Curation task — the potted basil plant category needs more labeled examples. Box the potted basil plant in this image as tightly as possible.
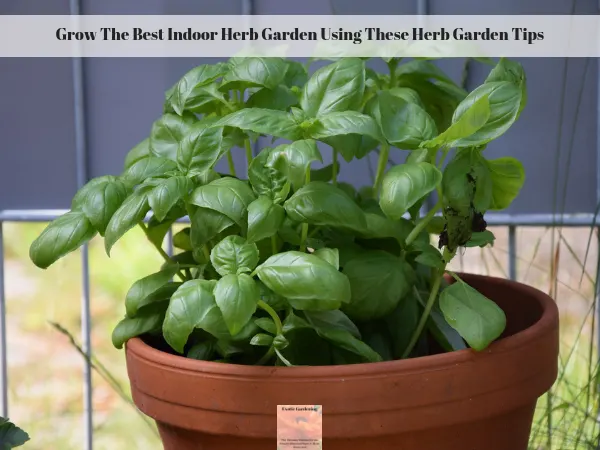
[30,57,558,450]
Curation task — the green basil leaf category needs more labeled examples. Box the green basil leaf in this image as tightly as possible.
[465,230,496,248]
[484,57,527,116]
[380,162,442,221]
[29,211,97,269]
[145,204,186,249]
[428,307,467,352]
[273,334,289,350]
[284,181,368,232]
[124,138,151,170]
[282,310,311,333]
[248,147,290,203]
[254,317,277,335]
[172,228,192,251]
[308,111,383,162]
[303,310,360,339]
[255,251,351,310]
[451,81,522,148]
[283,61,308,88]
[170,63,229,115]
[210,235,259,276]
[214,273,259,336]
[187,341,215,360]
[0,417,30,448]
[439,280,506,351]
[486,157,525,210]
[148,176,193,222]
[395,60,456,84]
[300,58,365,117]
[250,333,274,347]
[125,265,181,317]
[72,177,129,236]
[258,280,289,311]
[442,148,492,214]
[149,113,197,161]
[247,85,299,111]
[421,95,491,149]
[104,188,151,255]
[412,243,445,269]
[177,117,231,175]
[311,164,334,182]
[190,177,256,227]
[342,250,415,321]
[190,207,235,249]
[377,92,437,149]
[112,303,166,350]
[312,248,339,270]
[267,139,322,189]
[247,196,285,243]
[315,328,382,363]
[220,57,287,91]
[122,157,177,186]
[163,279,230,353]
[388,87,425,107]
[215,108,301,141]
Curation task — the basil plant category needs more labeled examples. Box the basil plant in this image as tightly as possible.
[30,57,526,365]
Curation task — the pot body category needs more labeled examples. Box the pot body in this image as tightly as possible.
[125,274,559,450]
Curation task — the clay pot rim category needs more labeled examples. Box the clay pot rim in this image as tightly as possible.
[126,274,557,378]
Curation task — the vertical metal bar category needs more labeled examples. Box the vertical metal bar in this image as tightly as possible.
[166,228,174,257]
[0,223,8,418]
[416,0,428,15]
[508,226,517,281]
[69,0,92,448]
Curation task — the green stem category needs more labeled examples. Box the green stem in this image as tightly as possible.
[258,300,283,335]
[299,167,311,252]
[332,149,339,187]
[271,235,278,255]
[244,138,254,165]
[401,270,443,359]
[202,245,211,262]
[405,200,443,247]
[138,223,186,281]
[227,150,237,177]
[373,143,390,195]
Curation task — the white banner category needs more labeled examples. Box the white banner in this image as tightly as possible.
[0,15,598,57]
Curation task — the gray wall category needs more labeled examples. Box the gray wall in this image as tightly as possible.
[1,0,597,215]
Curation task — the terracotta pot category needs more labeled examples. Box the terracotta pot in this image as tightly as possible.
[125,273,559,450]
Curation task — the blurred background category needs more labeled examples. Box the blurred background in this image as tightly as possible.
[1,0,599,449]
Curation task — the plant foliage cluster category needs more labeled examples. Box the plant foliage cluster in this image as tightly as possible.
[30,56,526,366]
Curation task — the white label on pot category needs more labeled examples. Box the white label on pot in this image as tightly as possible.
[277,405,322,449]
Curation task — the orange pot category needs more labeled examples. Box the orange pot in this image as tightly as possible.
[125,273,559,450]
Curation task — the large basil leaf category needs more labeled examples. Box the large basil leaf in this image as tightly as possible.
[215,108,301,141]
[124,138,151,170]
[177,117,230,175]
[190,207,235,249]
[125,265,181,317]
[428,307,467,352]
[104,188,151,255]
[300,58,365,117]
[442,149,492,214]
[342,251,415,321]
[122,157,177,186]
[421,95,491,149]
[148,176,193,222]
[379,162,442,221]
[486,157,525,210]
[220,57,287,91]
[169,62,229,115]
[112,303,166,349]
[284,181,368,232]
[210,235,259,276]
[163,279,230,353]
[247,85,299,111]
[388,87,425,107]
[255,251,351,310]
[29,211,97,269]
[149,113,197,161]
[451,81,522,147]
[283,61,308,88]
[0,417,30,448]
[484,57,527,116]
[385,294,421,359]
[248,147,290,203]
[376,92,437,149]
[312,248,339,270]
[72,177,129,236]
[439,280,506,351]
[247,196,285,243]
[214,273,259,336]
[303,310,360,339]
[267,139,322,189]
[190,177,256,227]
[395,60,457,85]
[316,328,382,363]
